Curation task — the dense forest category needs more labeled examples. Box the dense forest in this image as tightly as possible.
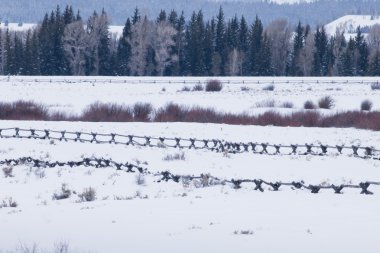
[1,5,380,77]
[2,0,380,25]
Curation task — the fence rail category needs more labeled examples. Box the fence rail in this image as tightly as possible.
[1,76,380,85]
[1,156,379,195]
[1,127,379,160]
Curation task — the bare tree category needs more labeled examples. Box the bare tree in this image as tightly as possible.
[368,24,380,53]
[265,19,292,76]
[227,48,243,76]
[85,11,109,75]
[153,21,177,76]
[128,16,154,76]
[64,21,88,75]
[299,31,314,76]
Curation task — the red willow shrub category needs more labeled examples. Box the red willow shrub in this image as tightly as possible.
[1,101,380,131]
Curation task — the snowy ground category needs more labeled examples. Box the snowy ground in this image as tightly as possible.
[1,77,380,252]
[0,120,380,252]
[1,76,379,115]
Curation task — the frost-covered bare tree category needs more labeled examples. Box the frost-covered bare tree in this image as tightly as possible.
[299,31,315,76]
[64,21,88,75]
[153,21,177,76]
[265,19,292,76]
[368,24,380,54]
[85,10,110,75]
[128,16,154,76]
[227,48,243,76]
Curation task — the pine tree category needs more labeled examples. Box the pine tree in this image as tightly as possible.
[215,6,226,75]
[185,11,205,75]
[204,21,215,75]
[176,12,186,75]
[116,18,132,75]
[238,16,248,75]
[157,10,167,23]
[0,29,3,74]
[355,27,369,76]
[98,10,111,75]
[13,34,24,74]
[312,26,328,76]
[39,13,54,75]
[369,50,380,76]
[23,30,33,75]
[52,6,69,75]
[132,8,141,25]
[63,5,74,25]
[4,30,15,75]
[288,21,304,76]
[248,16,264,76]
[338,38,355,76]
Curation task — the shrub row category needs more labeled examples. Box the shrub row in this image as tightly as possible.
[1,100,379,131]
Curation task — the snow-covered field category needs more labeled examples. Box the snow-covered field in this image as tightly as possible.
[1,76,379,115]
[0,77,380,253]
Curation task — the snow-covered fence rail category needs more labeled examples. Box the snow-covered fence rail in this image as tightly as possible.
[1,127,379,160]
[1,156,379,195]
[1,76,380,85]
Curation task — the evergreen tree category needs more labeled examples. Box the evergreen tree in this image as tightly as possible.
[63,5,75,25]
[355,27,369,76]
[338,38,355,76]
[23,30,33,75]
[288,21,304,76]
[204,21,215,75]
[215,7,226,75]
[157,10,167,23]
[98,10,111,75]
[312,26,328,76]
[248,16,264,76]
[116,18,132,75]
[4,30,15,75]
[238,16,249,75]
[185,11,205,75]
[13,34,24,74]
[176,12,186,75]
[369,50,380,76]
[0,29,3,74]
[132,8,141,25]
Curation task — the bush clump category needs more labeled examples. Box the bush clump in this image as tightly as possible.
[82,102,133,122]
[371,82,380,90]
[205,80,223,92]
[133,102,153,122]
[262,84,275,91]
[79,187,96,202]
[192,84,204,91]
[361,99,373,111]
[304,100,316,110]
[318,96,335,109]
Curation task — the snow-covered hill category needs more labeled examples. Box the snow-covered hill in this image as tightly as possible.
[0,22,124,38]
[0,22,36,32]
[325,15,380,35]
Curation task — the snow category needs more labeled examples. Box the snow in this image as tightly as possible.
[1,77,380,252]
[1,76,379,115]
[0,22,125,38]
[325,15,380,39]
[0,22,36,32]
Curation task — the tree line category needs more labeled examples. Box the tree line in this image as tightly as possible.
[1,5,380,76]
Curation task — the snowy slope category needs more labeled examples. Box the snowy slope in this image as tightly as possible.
[0,22,36,32]
[0,22,124,38]
[325,15,380,35]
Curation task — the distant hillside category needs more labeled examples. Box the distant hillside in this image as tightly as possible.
[326,15,380,35]
[2,0,380,25]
